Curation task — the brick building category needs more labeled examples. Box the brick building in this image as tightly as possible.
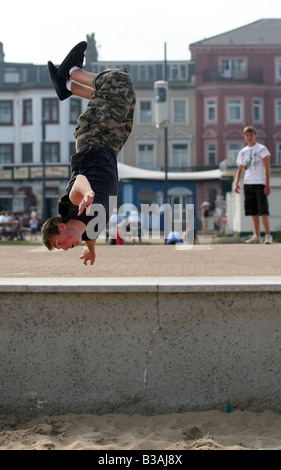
[190,18,281,169]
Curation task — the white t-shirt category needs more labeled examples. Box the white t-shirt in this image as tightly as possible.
[236,142,270,184]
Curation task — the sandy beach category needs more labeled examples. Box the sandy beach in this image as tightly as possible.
[1,245,281,452]
[1,409,281,450]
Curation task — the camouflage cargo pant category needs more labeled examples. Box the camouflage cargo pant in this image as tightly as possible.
[74,68,136,157]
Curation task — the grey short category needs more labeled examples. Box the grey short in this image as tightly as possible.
[244,184,269,216]
[74,68,136,157]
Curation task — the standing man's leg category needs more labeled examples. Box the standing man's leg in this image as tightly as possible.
[258,184,272,243]
[245,185,262,243]
[246,185,272,244]
[262,215,273,243]
[262,215,270,235]
[252,215,260,237]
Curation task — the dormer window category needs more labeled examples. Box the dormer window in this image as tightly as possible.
[4,67,20,83]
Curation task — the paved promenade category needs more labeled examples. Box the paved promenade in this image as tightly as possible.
[1,237,281,278]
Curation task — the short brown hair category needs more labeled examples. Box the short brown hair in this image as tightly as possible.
[243,125,256,135]
[41,215,69,251]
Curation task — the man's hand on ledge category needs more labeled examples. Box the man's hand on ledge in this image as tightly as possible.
[80,240,96,265]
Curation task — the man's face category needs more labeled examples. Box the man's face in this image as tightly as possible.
[50,223,82,251]
[244,131,256,147]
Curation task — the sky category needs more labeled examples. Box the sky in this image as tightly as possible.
[2,0,281,64]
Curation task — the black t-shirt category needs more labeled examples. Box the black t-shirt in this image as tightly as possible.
[58,194,97,241]
[58,146,118,240]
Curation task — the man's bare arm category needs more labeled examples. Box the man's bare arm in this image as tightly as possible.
[262,156,271,195]
[234,165,245,194]
[69,175,95,215]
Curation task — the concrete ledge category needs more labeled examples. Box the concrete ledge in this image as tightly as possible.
[1,277,281,416]
[1,276,281,292]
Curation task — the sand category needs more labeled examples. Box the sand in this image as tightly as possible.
[0,409,281,450]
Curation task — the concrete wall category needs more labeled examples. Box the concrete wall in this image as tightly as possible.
[1,277,281,417]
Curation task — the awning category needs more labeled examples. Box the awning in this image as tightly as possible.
[118,162,223,181]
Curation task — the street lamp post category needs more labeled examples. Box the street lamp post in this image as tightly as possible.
[41,118,47,223]
[164,42,168,205]
[154,43,169,204]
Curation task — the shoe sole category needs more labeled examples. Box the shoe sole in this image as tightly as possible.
[47,61,71,101]
[58,41,87,79]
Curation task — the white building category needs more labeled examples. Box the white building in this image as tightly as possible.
[0,56,198,219]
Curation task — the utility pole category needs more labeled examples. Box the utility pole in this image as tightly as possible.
[42,118,47,222]
[164,42,168,204]
[154,42,169,203]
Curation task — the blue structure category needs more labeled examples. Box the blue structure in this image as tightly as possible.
[117,163,222,232]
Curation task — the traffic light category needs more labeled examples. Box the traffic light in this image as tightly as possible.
[154,80,168,128]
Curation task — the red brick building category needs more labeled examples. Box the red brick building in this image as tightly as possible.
[190,19,281,169]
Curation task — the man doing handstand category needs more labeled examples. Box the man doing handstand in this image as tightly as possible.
[42,42,136,265]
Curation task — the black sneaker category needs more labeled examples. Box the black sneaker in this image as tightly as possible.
[58,41,87,79]
[47,61,72,101]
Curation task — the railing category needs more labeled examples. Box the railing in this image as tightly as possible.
[159,165,218,172]
[202,67,263,83]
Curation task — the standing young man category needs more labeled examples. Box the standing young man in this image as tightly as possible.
[41,42,136,265]
[234,126,272,244]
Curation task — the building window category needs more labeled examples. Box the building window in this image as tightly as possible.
[139,101,152,123]
[227,142,243,166]
[4,68,20,83]
[70,98,81,124]
[22,143,33,163]
[277,101,281,122]
[131,65,139,81]
[207,143,216,166]
[167,64,188,80]
[43,143,60,163]
[137,144,155,169]
[173,100,187,124]
[253,99,262,122]
[170,65,180,80]
[23,99,32,125]
[276,59,281,80]
[276,143,281,164]
[171,144,189,170]
[138,188,155,205]
[0,144,13,163]
[69,142,76,156]
[0,101,13,125]
[140,65,146,80]
[42,98,59,123]
[221,59,246,79]
[147,65,154,80]
[180,65,187,80]
[227,99,242,122]
[206,99,216,122]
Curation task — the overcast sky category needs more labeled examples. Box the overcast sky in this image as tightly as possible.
[2,0,281,64]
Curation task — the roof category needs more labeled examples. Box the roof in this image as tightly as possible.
[117,162,223,181]
[190,19,281,47]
